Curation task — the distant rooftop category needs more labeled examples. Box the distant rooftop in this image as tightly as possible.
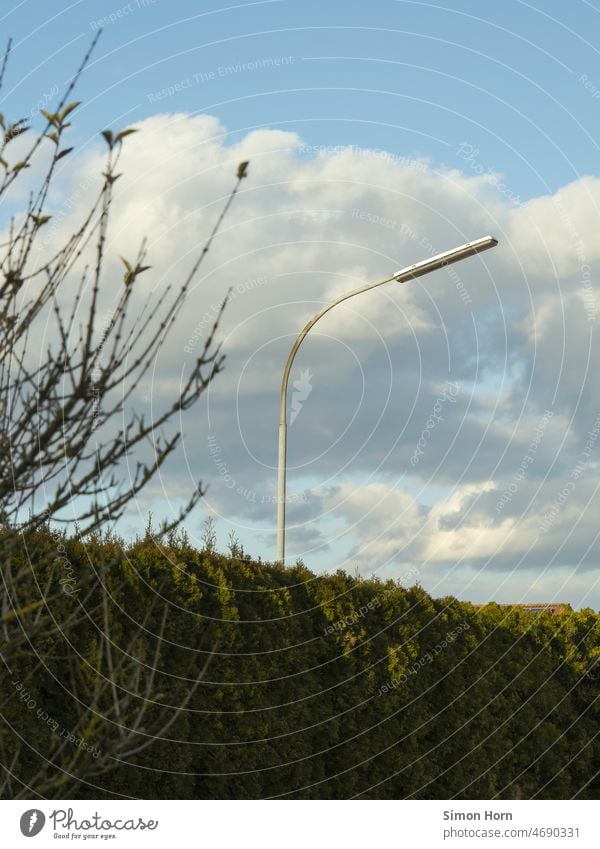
[474,603,572,616]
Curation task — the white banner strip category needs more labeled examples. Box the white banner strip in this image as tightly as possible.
[0,799,597,848]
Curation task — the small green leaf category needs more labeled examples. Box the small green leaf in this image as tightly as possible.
[101,129,114,148]
[5,122,28,141]
[120,256,134,285]
[114,127,138,143]
[40,110,60,127]
[55,147,73,161]
[11,161,29,172]
[31,214,52,226]
[58,101,80,122]
[237,160,249,179]
[46,130,60,145]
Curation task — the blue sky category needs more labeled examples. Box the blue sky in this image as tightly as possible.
[4,0,600,200]
[3,0,600,610]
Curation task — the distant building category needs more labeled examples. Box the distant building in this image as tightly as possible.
[517,603,571,615]
[474,602,572,616]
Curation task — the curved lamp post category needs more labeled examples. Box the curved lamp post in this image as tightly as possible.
[276,235,498,564]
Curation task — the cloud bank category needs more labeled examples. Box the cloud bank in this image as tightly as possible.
[32,112,600,608]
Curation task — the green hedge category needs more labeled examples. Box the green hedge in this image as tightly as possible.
[1,525,598,799]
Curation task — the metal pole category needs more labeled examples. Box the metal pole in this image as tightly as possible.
[275,236,498,564]
[276,419,287,564]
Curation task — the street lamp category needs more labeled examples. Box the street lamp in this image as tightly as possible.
[276,235,498,564]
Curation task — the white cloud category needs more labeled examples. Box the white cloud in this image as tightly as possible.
[20,112,600,608]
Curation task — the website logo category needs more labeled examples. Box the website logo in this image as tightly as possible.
[290,368,313,425]
[20,810,46,837]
